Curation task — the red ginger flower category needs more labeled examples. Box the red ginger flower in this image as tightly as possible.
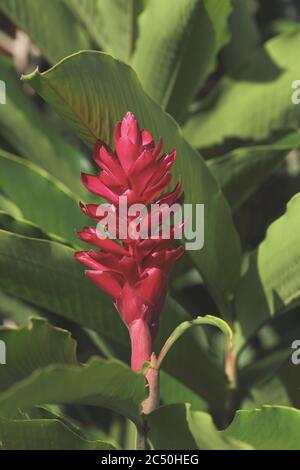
[75,112,184,370]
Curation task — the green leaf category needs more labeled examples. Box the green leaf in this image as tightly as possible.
[208,133,300,210]
[184,30,300,150]
[0,0,92,64]
[0,193,22,219]
[0,150,87,244]
[223,406,300,450]
[0,316,146,427]
[242,373,294,410]
[0,229,128,345]
[0,211,68,243]
[238,348,291,391]
[66,0,144,61]
[132,0,232,121]
[237,310,300,398]
[271,19,300,36]
[203,0,232,75]
[0,210,74,248]
[157,314,232,367]
[0,357,146,426]
[23,50,242,318]
[148,403,252,450]
[270,357,300,410]
[235,193,300,339]
[221,0,261,72]
[0,418,116,450]
[0,230,229,412]
[160,371,208,412]
[0,318,76,392]
[0,56,89,196]
[0,291,42,325]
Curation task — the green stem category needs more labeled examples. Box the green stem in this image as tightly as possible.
[136,425,148,450]
[136,354,160,450]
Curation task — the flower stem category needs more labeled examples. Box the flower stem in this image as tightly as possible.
[225,339,237,389]
[136,355,160,450]
[143,354,160,414]
[136,426,148,450]
[129,320,160,450]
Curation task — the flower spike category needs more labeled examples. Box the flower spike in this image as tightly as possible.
[76,112,184,371]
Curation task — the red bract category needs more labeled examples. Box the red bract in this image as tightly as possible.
[75,112,184,370]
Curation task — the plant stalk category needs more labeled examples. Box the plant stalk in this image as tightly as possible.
[224,339,238,425]
[136,354,160,450]
[129,320,160,450]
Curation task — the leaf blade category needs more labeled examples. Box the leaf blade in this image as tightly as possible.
[184,30,300,150]
[0,0,92,64]
[0,418,116,450]
[0,150,87,245]
[132,0,232,121]
[23,50,242,317]
[235,193,300,339]
[223,406,300,450]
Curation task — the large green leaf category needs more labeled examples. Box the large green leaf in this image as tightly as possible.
[208,133,300,210]
[66,0,144,62]
[0,56,89,196]
[0,229,128,344]
[160,371,208,411]
[148,403,251,450]
[0,0,91,64]
[132,0,232,121]
[0,318,76,392]
[221,0,261,72]
[276,357,300,409]
[0,290,42,325]
[0,229,229,411]
[241,306,300,400]
[0,150,87,244]
[0,357,146,426]
[0,209,230,412]
[0,316,146,426]
[184,30,300,150]
[223,406,300,450]
[0,193,22,218]
[236,310,300,402]
[0,418,116,450]
[23,50,242,318]
[0,211,70,244]
[241,373,294,410]
[203,0,232,75]
[235,193,300,340]
[238,348,291,392]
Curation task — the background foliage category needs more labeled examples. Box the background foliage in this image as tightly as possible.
[0,0,300,450]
